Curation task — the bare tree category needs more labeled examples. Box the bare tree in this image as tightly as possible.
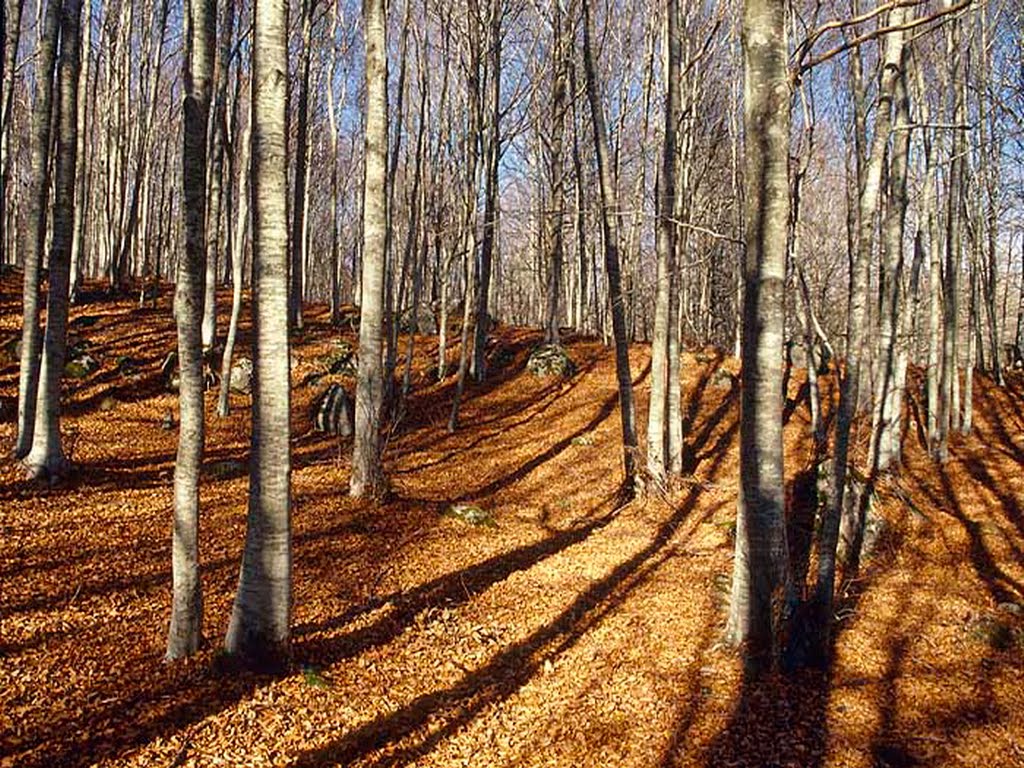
[815,4,909,621]
[350,0,388,497]
[581,0,639,493]
[23,0,84,482]
[724,0,791,672]
[226,0,293,666]
[13,0,60,460]
[167,0,214,660]
[647,0,681,486]
[1,0,26,267]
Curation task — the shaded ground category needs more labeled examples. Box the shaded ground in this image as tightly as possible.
[0,275,1022,767]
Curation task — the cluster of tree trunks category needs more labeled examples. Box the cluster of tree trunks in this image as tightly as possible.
[4,0,1020,672]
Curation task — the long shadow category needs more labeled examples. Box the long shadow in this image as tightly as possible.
[11,485,623,766]
[290,487,721,768]
[2,551,238,616]
[865,556,1008,765]
[703,666,831,768]
[935,463,1024,604]
[390,358,599,478]
[867,586,919,767]
[0,444,249,500]
[904,381,929,452]
[389,359,650,504]
[680,378,739,475]
[454,364,650,502]
[704,442,935,768]
[680,352,723,437]
[293,499,621,644]
[657,618,720,767]
[953,451,1024,570]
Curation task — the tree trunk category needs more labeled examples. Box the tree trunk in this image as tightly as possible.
[473,0,501,379]
[936,6,964,461]
[816,5,907,617]
[326,0,341,324]
[582,0,638,493]
[226,0,292,667]
[543,0,566,348]
[66,0,87,294]
[217,119,251,418]
[646,0,681,486]
[869,45,912,477]
[724,0,791,673]
[0,0,25,268]
[24,0,83,481]
[201,0,235,348]
[167,0,214,660]
[287,0,311,333]
[350,0,388,498]
[13,0,60,460]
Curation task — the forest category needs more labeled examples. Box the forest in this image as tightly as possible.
[1,0,1023,765]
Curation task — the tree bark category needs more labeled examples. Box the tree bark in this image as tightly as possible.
[350,0,388,498]
[724,0,791,673]
[217,119,251,418]
[936,4,964,461]
[647,0,681,486]
[287,0,312,333]
[167,0,214,660]
[226,0,292,667]
[582,0,639,493]
[816,5,907,615]
[14,0,60,460]
[543,0,566,348]
[868,42,912,476]
[1,0,25,268]
[24,0,83,482]
[68,0,91,300]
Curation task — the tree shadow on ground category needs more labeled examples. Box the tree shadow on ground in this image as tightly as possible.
[290,491,722,768]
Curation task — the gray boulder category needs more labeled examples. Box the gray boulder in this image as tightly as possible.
[229,357,253,394]
[526,344,576,378]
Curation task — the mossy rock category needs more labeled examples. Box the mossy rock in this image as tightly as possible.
[312,383,354,438]
[526,344,576,378]
[320,340,358,377]
[399,305,438,334]
[207,459,247,479]
[70,314,102,328]
[710,367,736,390]
[116,355,140,377]
[442,503,496,528]
[64,354,100,379]
[228,357,253,394]
[969,615,1020,651]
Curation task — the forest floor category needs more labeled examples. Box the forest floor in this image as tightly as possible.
[0,273,1023,768]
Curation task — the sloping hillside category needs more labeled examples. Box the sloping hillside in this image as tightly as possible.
[1,276,1022,767]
